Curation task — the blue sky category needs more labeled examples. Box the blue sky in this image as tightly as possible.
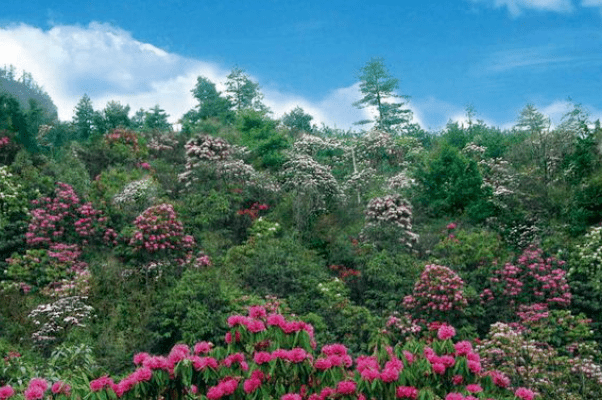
[0,0,601,131]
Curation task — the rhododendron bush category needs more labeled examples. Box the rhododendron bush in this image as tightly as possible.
[0,306,535,400]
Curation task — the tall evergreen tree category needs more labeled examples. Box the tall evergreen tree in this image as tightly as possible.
[103,100,131,131]
[353,57,412,134]
[281,106,314,136]
[72,94,95,141]
[515,103,550,135]
[143,105,172,132]
[225,67,268,113]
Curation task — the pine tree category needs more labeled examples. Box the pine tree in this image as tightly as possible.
[353,57,412,134]
[72,94,95,141]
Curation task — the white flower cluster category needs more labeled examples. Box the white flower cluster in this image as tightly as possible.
[479,158,515,197]
[293,134,345,157]
[112,177,158,205]
[386,172,415,191]
[179,134,279,193]
[28,296,94,345]
[343,167,377,194]
[146,131,179,153]
[361,194,418,249]
[281,154,345,204]
[184,134,232,168]
[571,225,602,290]
[0,166,27,227]
[354,130,403,166]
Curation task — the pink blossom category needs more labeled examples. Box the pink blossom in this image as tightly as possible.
[254,351,273,364]
[336,380,357,395]
[465,384,482,393]
[281,394,302,400]
[432,363,446,374]
[454,341,473,356]
[194,341,213,354]
[243,378,262,394]
[51,382,71,395]
[248,305,267,318]
[23,386,44,400]
[437,324,456,340]
[314,357,332,370]
[381,367,400,382]
[445,394,464,400]
[0,386,15,400]
[515,387,536,400]
[396,386,418,399]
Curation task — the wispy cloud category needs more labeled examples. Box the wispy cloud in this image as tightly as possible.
[479,44,602,75]
[469,0,574,15]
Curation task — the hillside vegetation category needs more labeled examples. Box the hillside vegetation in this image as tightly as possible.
[1,63,601,400]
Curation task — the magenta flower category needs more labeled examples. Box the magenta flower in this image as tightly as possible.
[437,324,456,340]
[0,386,15,400]
[194,341,213,354]
[465,384,483,393]
[336,380,357,395]
[281,394,302,400]
[515,387,536,400]
[51,382,71,395]
[243,378,262,394]
[396,386,418,399]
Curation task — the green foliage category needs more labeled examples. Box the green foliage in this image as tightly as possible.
[414,143,491,219]
[236,110,289,170]
[281,106,314,136]
[224,234,329,314]
[149,267,243,353]
[225,66,267,113]
[353,57,412,133]
[351,250,421,313]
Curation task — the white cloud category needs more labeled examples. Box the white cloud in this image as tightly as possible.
[470,0,574,15]
[0,22,227,123]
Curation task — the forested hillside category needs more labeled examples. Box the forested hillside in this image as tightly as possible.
[1,61,601,400]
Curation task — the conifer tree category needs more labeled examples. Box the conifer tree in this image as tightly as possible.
[354,57,412,134]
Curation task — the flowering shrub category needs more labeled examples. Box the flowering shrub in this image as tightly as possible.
[478,321,601,399]
[280,154,345,227]
[480,247,571,311]
[27,296,94,346]
[237,203,269,222]
[403,264,468,322]
[360,194,418,251]
[25,183,109,247]
[125,203,195,263]
[112,176,158,208]
[179,135,278,193]
[0,166,27,229]
[104,128,141,153]
[0,306,534,400]
[570,224,602,291]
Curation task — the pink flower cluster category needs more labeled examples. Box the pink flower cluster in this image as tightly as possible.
[26,183,108,247]
[206,377,238,400]
[0,136,9,148]
[104,128,140,152]
[129,203,195,254]
[253,348,312,365]
[481,247,571,308]
[237,202,269,221]
[403,264,468,315]
[314,343,353,371]
[0,385,15,400]
[23,378,48,400]
[226,306,315,345]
